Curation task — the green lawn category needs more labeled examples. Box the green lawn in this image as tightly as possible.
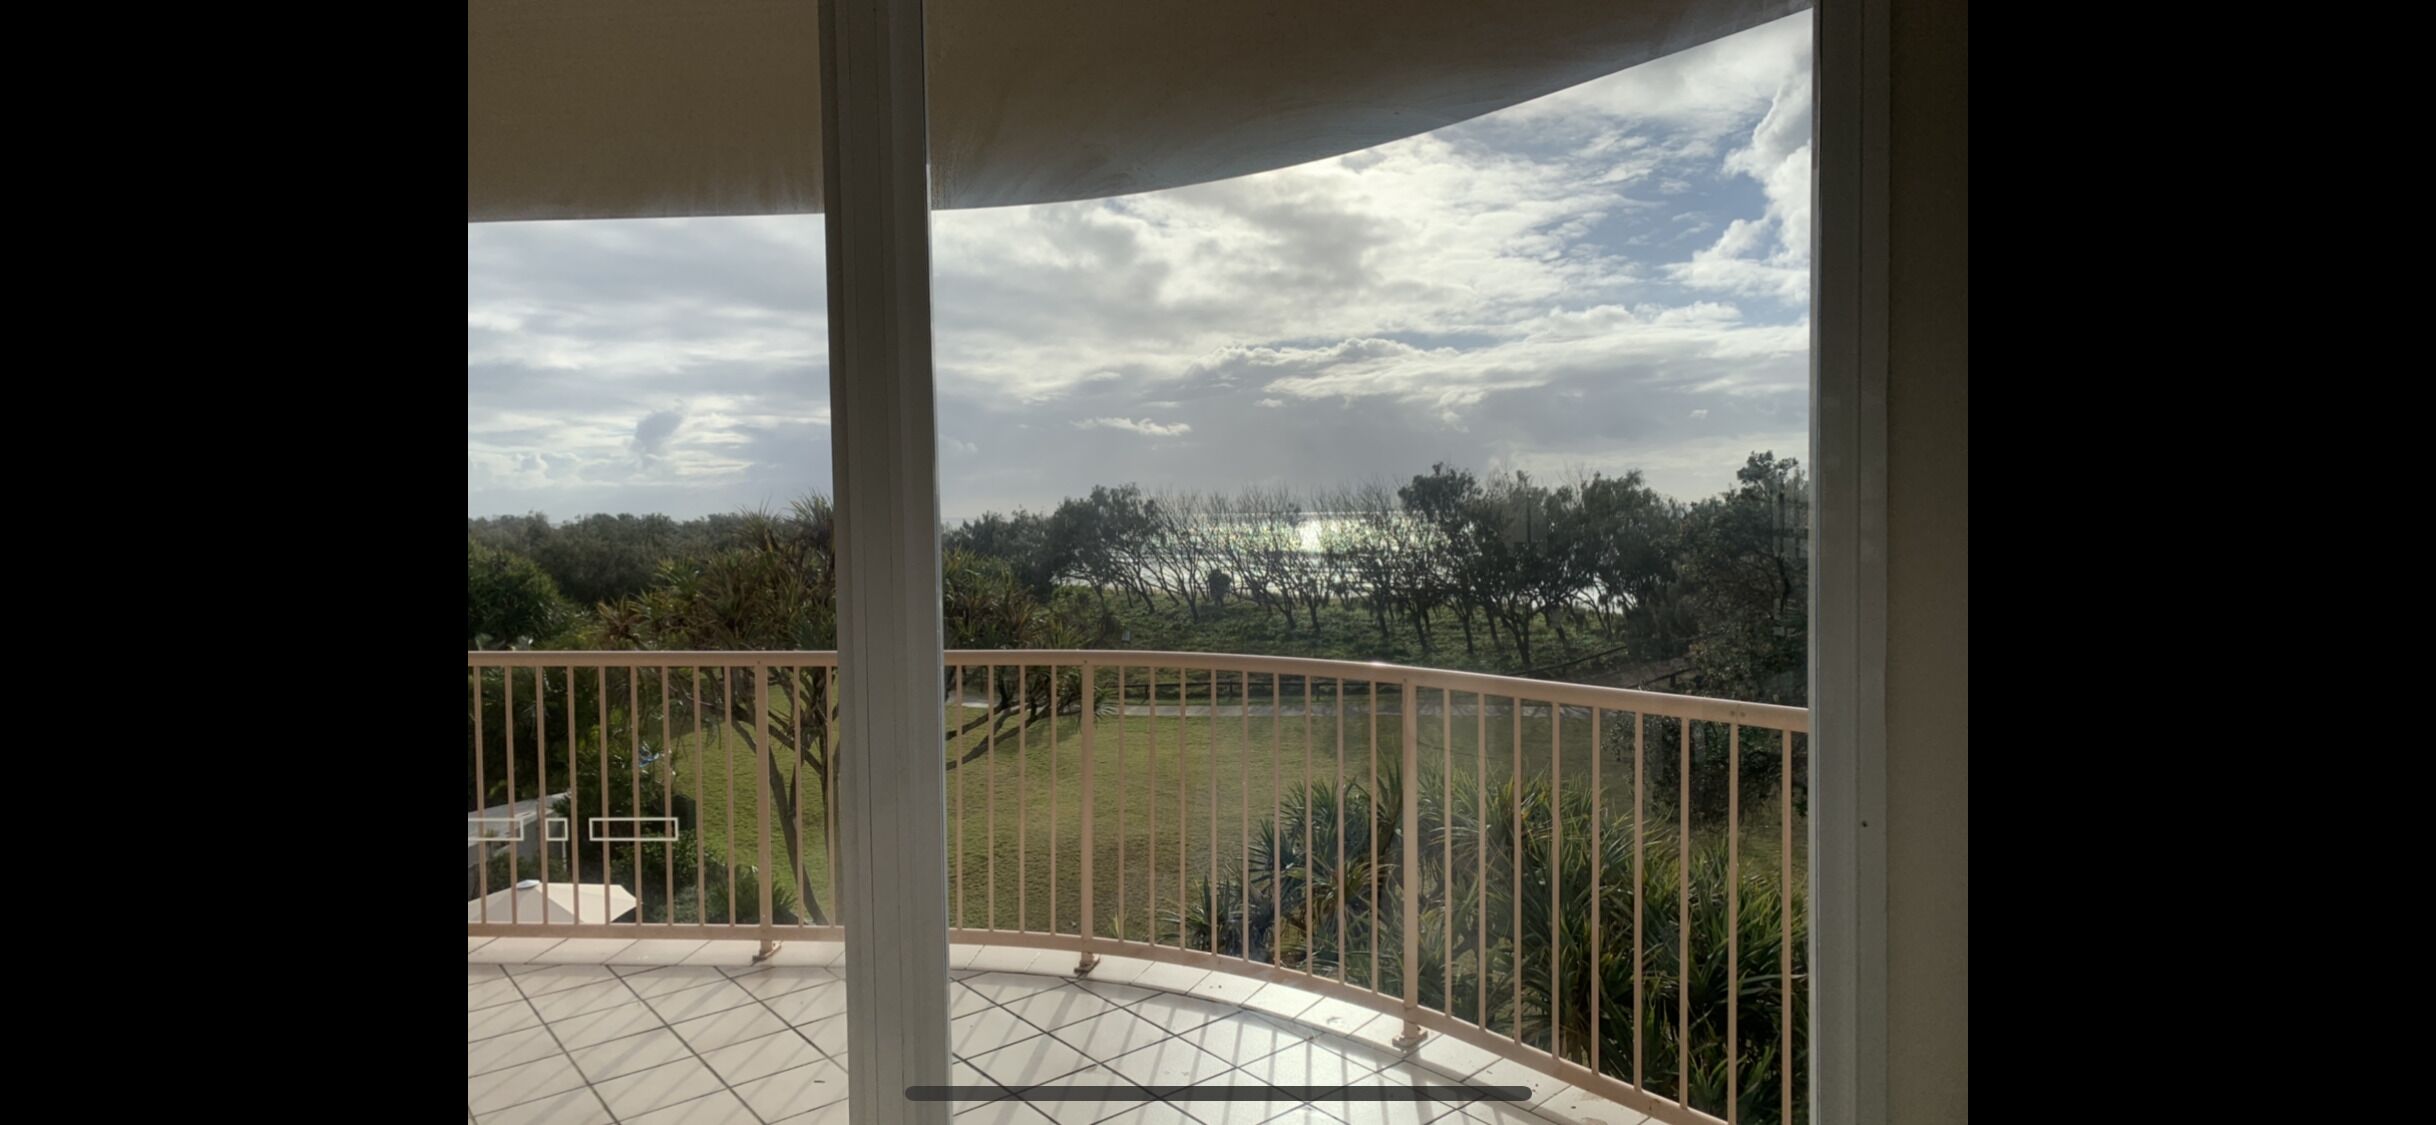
[660,675,1807,941]
[1085,591,1636,679]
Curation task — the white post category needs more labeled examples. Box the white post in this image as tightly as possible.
[1812,2,1893,1123]
[820,0,950,1121]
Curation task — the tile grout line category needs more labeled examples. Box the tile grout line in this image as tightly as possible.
[479,948,1580,1125]
[963,975,1220,1125]
[474,969,614,1123]
[967,966,1393,1125]
[498,969,1400,1125]
[484,951,768,1124]
[970,974,1398,1125]
[584,960,832,1125]
[1062,969,1495,1125]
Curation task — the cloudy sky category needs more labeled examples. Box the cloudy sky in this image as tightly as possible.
[468,14,1811,525]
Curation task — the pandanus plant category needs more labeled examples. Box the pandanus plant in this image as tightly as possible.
[1178,763,1808,1125]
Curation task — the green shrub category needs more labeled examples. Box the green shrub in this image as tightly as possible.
[1180,765,1807,1125]
[1602,715,1802,827]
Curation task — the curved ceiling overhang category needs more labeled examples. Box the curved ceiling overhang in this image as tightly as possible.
[469,0,1809,222]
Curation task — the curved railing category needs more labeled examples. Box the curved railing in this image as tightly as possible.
[467,650,1809,1125]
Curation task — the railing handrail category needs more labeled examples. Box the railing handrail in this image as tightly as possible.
[465,648,1808,732]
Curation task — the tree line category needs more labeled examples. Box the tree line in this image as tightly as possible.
[469,452,1807,706]
[942,453,1806,703]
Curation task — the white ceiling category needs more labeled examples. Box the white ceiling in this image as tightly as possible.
[469,0,1808,222]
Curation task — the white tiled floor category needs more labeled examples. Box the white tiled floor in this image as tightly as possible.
[469,940,1651,1125]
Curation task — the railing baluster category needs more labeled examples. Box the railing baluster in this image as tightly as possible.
[1050,666,1059,936]
[1210,668,1220,957]
[473,669,488,924]
[1552,700,1562,1061]
[1019,662,1029,932]
[600,666,612,925]
[1635,712,1646,1093]
[1782,728,1794,1125]
[722,665,734,926]
[1477,691,1487,1027]
[826,665,840,919]
[954,664,964,928]
[1590,706,1602,1076]
[987,664,997,930]
[1442,686,1453,1009]
[787,665,800,931]
[1729,722,1741,1123]
[1368,678,1378,991]
[1302,673,1313,977]
[477,667,492,920]
[1243,669,1253,963]
[662,668,674,925]
[1148,667,1160,945]
[1511,693,1522,1046]
[567,664,581,926]
[756,664,774,938]
[1334,677,1346,984]
[1174,667,1183,949]
[1078,662,1097,971]
[688,668,702,925]
[538,668,550,910]
[1115,665,1125,942]
[1678,715,1691,1110]
[1272,672,1282,967]
[1395,677,1422,1050]
[509,668,520,924]
[634,668,647,927]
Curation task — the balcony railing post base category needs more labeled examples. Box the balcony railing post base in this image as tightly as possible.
[1391,1020,1428,1052]
[1073,952,1100,977]
[754,938,781,964]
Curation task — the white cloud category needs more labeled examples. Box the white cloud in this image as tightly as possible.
[469,13,1815,518]
[1667,32,1812,304]
[1073,417,1193,437]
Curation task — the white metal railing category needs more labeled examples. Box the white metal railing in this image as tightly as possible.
[467,650,1809,1125]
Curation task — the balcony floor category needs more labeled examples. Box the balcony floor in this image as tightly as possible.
[469,939,1653,1125]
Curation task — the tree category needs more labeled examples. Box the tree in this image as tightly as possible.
[582,497,1087,926]
[1519,477,1593,650]
[471,511,757,610]
[1236,486,1309,633]
[1678,453,1809,706]
[531,513,681,607]
[1568,471,1690,657]
[1048,485,1161,613]
[945,509,1063,599]
[943,548,1087,731]
[1337,482,1406,646]
[1401,465,1486,656]
[468,539,574,648]
[1142,490,1212,623]
[592,498,843,924]
[1464,472,1555,670]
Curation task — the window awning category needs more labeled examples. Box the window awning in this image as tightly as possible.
[469,0,1809,222]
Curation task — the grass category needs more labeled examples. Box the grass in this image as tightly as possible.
[1081,589,1641,678]
[659,675,1807,940]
